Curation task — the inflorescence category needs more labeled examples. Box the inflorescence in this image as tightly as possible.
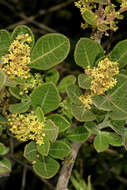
[74,0,126,34]
[8,112,45,145]
[1,33,32,80]
[79,58,119,110]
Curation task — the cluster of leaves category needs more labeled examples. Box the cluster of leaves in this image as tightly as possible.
[0,22,127,182]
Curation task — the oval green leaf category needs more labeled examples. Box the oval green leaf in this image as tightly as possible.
[67,126,90,142]
[33,156,60,179]
[37,137,50,156]
[78,74,91,89]
[74,38,104,69]
[24,141,38,162]
[58,75,76,93]
[109,40,127,68]
[49,140,71,159]
[43,120,58,142]
[47,114,71,132]
[71,104,96,122]
[31,82,61,114]
[82,10,97,25]
[30,33,70,70]
[9,99,31,114]
[45,68,60,84]
[0,29,10,58]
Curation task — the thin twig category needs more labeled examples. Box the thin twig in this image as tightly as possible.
[21,167,27,190]
[19,13,57,33]
[38,0,74,16]
[56,142,83,190]
[7,0,74,31]
[9,137,14,154]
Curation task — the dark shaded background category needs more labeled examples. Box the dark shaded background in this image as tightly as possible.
[0,0,127,190]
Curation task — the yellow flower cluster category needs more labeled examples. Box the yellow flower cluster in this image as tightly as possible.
[19,73,43,95]
[79,93,93,110]
[8,112,45,145]
[74,0,95,14]
[120,0,127,8]
[86,58,119,95]
[1,33,32,79]
[79,58,119,110]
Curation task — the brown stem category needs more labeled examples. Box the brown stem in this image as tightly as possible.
[107,0,111,6]
[56,142,83,190]
[119,7,127,13]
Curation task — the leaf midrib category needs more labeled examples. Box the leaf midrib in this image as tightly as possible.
[31,41,65,64]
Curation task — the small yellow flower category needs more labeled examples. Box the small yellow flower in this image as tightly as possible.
[8,112,45,145]
[79,92,93,110]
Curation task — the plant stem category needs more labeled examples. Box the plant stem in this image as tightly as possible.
[21,167,27,190]
[56,142,83,190]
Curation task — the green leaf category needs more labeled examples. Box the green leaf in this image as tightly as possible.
[74,38,104,69]
[49,140,71,159]
[109,120,125,135]
[45,68,59,84]
[109,40,127,68]
[67,126,90,142]
[43,120,58,142]
[37,137,50,156]
[9,86,27,100]
[61,97,73,120]
[30,33,70,70]
[78,74,91,89]
[94,131,122,152]
[33,156,60,179]
[5,78,16,88]
[122,130,127,149]
[0,143,9,156]
[0,158,11,177]
[0,115,7,124]
[31,82,61,114]
[24,141,38,162]
[58,75,76,93]
[9,99,31,114]
[66,84,82,105]
[71,104,96,122]
[94,132,109,152]
[0,29,10,58]
[11,25,34,49]
[0,71,7,91]
[35,107,45,122]
[98,24,109,32]
[84,121,99,135]
[47,114,71,132]
[92,95,112,111]
[82,10,97,25]
[93,74,127,120]
[103,132,123,146]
